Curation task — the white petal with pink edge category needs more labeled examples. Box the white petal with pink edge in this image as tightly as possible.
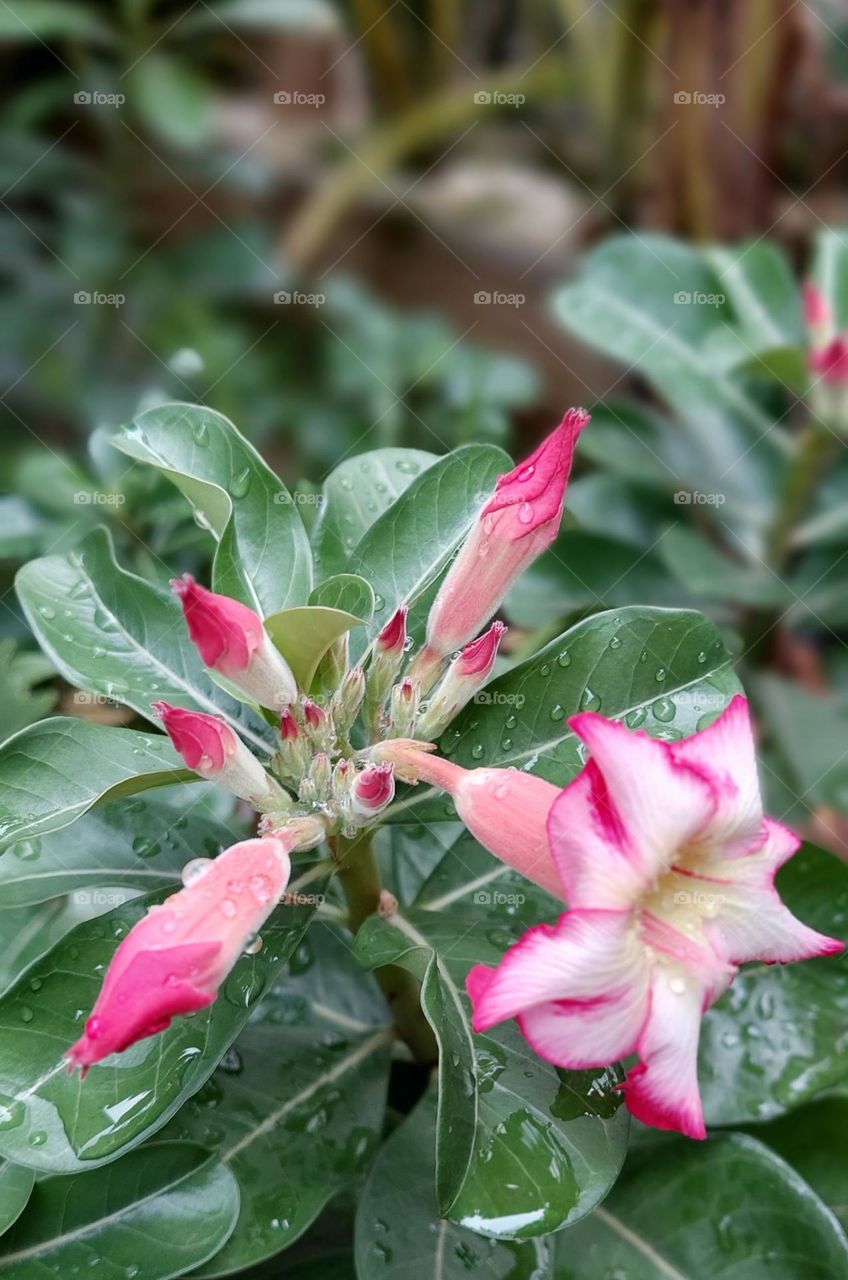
[547,765,649,910]
[671,695,762,853]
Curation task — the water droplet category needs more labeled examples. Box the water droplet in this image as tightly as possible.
[580,687,601,712]
[11,839,40,861]
[652,697,676,723]
[38,606,55,620]
[20,1007,33,1024]
[243,934,263,957]
[219,898,237,919]
[655,667,667,683]
[609,635,622,650]
[669,977,686,995]
[625,707,647,728]
[0,1099,24,1131]
[132,837,161,860]
[229,468,252,499]
[557,650,571,668]
[28,1130,46,1148]
[395,459,420,475]
[539,663,551,677]
[181,858,213,888]
[249,874,273,904]
[191,417,209,445]
[549,704,565,722]
[517,502,534,525]
[470,744,484,760]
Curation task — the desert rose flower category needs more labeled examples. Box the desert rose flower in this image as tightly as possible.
[376,742,562,897]
[67,834,294,1069]
[465,696,842,1139]
[410,409,588,688]
[804,281,834,350]
[173,574,297,709]
[350,762,395,821]
[417,621,506,740]
[154,701,285,812]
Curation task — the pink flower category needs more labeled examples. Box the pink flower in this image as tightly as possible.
[154,702,283,811]
[280,708,299,741]
[351,762,395,819]
[411,409,588,684]
[811,336,848,387]
[417,622,507,739]
[173,575,297,709]
[376,743,562,897]
[465,697,842,1139]
[68,835,293,1070]
[804,281,833,348]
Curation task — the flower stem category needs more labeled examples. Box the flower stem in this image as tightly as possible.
[766,421,838,570]
[331,832,437,1063]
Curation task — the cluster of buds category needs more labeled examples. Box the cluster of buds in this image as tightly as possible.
[68,409,589,1070]
[805,282,848,431]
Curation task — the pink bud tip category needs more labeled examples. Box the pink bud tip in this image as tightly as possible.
[377,606,408,654]
[280,708,299,741]
[303,699,325,729]
[171,574,263,675]
[398,678,415,703]
[483,407,590,535]
[811,335,848,386]
[353,762,395,811]
[458,621,507,677]
[804,282,832,331]
[153,701,234,772]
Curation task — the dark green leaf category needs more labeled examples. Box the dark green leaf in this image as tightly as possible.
[310,574,375,620]
[752,1094,848,1229]
[0,1162,33,1238]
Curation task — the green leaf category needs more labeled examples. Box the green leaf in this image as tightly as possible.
[355,1088,553,1278]
[0,1,110,40]
[0,1142,239,1279]
[389,606,741,824]
[265,606,366,691]
[413,828,557,920]
[0,498,50,562]
[576,401,702,493]
[16,527,271,752]
[0,1162,33,1238]
[112,403,312,614]
[812,226,848,330]
[309,573,375,619]
[356,909,628,1237]
[555,1133,848,1278]
[700,844,848,1126]
[705,241,804,352]
[0,885,320,1171]
[312,448,437,579]
[348,445,511,646]
[752,1094,848,1230]
[0,719,191,850]
[183,0,339,32]
[657,524,789,605]
[0,788,240,907]
[0,641,56,744]
[168,927,392,1276]
[130,54,215,149]
[756,674,848,810]
[0,901,93,996]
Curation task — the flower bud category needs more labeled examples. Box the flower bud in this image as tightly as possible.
[418,621,506,740]
[68,833,294,1069]
[332,666,366,737]
[386,678,418,738]
[377,743,562,897]
[805,282,833,350]
[410,410,588,687]
[275,708,309,780]
[332,757,355,805]
[364,607,408,731]
[350,762,395,820]
[173,575,297,710]
[309,751,332,802]
[154,702,285,811]
[301,699,332,751]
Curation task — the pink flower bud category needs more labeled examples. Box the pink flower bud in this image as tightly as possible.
[351,762,395,818]
[804,282,833,348]
[67,834,293,1070]
[280,708,299,741]
[173,575,297,710]
[811,336,848,386]
[377,606,408,655]
[303,699,325,730]
[378,744,562,897]
[154,702,282,810]
[412,409,588,680]
[417,622,506,740]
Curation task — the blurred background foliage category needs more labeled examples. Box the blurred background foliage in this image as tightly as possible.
[4,0,848,852]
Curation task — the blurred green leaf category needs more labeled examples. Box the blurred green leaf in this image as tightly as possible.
[0,1,110,41]
[0,641,56,743]
[130,54,215,150]
[752,1094,848,1229]
[756,675,848,811]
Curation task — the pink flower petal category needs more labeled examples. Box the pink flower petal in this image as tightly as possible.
[671,696,762,853]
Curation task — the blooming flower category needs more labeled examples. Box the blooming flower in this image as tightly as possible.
[154,701,286,811]
[375,742,562,897]
[417,621,506,740]
[173,574,297,709]
[67,835,294,1070]
[411,409,588,686]
[464,697,842,1139]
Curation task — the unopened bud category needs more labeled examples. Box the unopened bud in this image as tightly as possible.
[309,751,332,802]
[332,666,366,737]
[386,678,418,738]
[350,762,395,820]
[302,699,332,751]
[364,607,409,730]
[417,622,506,739]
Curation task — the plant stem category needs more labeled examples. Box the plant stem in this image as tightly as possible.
[766,422,839,571]
[331,832,437,1063]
